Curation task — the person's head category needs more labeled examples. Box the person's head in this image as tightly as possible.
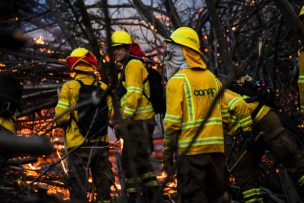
[111,30,132,62]
[66,47,98,72]
[164,27,204,79]
[165,27,202,55]
[300,6,304,24]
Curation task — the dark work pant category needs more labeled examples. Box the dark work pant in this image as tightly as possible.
[121,120,159,196]
[0,155,9,184]
[67,141,114,201]
[234,111,304,191]
[177,153,226,203]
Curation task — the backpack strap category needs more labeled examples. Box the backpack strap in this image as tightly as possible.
[142,67,151,101]
[142,88,150,101]
[75,79,84,86]
[251,102,264,120]
[244,95,266,120]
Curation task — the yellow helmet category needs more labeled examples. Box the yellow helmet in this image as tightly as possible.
[165,27,202,55]
[66,47,98,72]
[111,30,132,47]
[300,6,304,17]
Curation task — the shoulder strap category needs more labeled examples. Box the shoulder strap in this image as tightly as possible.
[143,66,149,84]
[251,102,264,120]
[75,79,84,86]
[142,66,150,100]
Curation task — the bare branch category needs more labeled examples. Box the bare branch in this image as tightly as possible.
[205,0,235,75]
[163,0,182,28]
[47,0,78,49]
[131,0,170,38]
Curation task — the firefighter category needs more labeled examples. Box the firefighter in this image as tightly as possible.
[0,74,23,183]
[228,78,304,202]
[55,48,114,203]
[163,27,227,203]
[298,6,304,119]
[111,30,160,203]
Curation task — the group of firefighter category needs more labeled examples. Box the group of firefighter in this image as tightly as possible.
[1,6,304,203]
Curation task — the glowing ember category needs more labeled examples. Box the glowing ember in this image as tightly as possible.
[34,36,45,45]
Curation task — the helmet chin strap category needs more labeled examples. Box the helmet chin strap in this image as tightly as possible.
[164,43,188,80]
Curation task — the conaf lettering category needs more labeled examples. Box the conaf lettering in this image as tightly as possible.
[193,88,216,97]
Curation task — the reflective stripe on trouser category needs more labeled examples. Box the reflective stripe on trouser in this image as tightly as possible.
[125,173,159,193]
[141,171,158,187]
[242,188,263,203]
[125,177,141,193]
[96,200,111,203]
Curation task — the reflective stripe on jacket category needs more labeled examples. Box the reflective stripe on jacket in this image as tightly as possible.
[298,50,304,116]
[164,68,224,155]
[242,95,271,124]
[221,89,253,136]
[55,67,113,149]
[120,59,154,120]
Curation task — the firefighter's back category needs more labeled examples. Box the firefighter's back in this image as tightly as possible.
[167,68,224,155]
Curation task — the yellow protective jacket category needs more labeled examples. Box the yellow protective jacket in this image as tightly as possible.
[55,68,113,149]
[120,59,154,120]
[298,50,304,117]
[225,93,271,135]
[0,117,15,133]
[164,47,224,155]
[221,90,253,136]
[242,95,271,124]
[253,104,271,123]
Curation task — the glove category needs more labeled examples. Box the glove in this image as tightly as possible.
[112,119,133,140]
[163,149,174,176]
[123,118,133,128]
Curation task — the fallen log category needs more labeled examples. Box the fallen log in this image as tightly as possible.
[0,126,54,156]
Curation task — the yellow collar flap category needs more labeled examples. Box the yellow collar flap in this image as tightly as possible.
[182,47,206,70]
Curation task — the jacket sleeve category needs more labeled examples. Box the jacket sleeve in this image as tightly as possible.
[122,60,145,119]
[298,50,304,117]
[164,77,183,151]
[226,90,253,133]
[55,83,71,126]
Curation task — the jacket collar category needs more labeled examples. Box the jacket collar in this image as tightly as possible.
[182,47,207,70]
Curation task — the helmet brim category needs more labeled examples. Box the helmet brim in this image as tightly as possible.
[164,38,202,55]
[112,43,132,47]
